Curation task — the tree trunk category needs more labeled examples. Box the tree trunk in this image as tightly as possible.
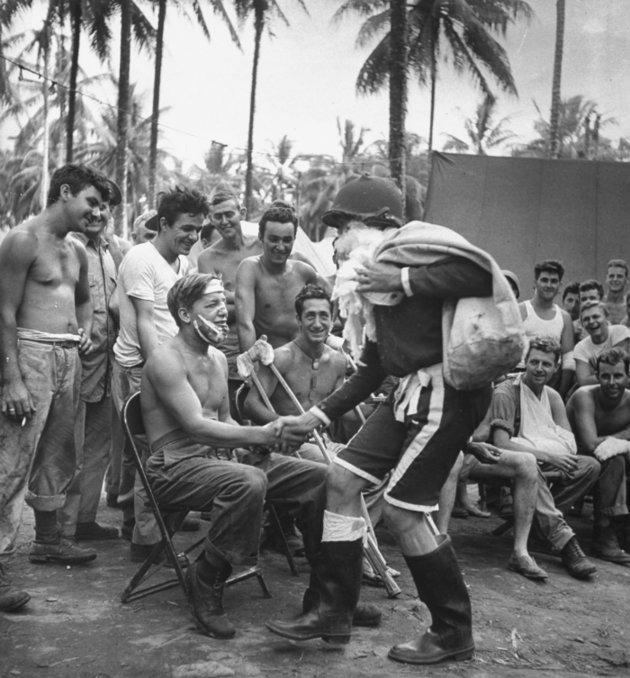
[149,0,166,208]
[116,0,132,237]
[66,0,82,163]
[548,0,565,159]
[428,50,436,153]
[41,28,51,209]
[245,1,266,215]
[388,0,407,215]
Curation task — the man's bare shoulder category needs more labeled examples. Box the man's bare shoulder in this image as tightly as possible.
[568,385,598,406]
[145,340,184,376]
[237,255,262,277]
[273,343,296,370]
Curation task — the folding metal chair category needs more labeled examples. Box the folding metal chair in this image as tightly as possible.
[234,383,299,576]
[120,391,270,603]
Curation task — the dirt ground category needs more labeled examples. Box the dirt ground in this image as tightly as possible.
[1,497,629,678]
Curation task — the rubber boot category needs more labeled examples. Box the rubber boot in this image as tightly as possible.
[302,583,381,628]
[185,554,235,639]
[0,562,30,612]
[388,535,474,665]
[266,539,363,643]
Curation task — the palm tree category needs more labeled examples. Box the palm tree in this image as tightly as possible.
[389,0,407,195]
[334,0,533,152]
[116,1,154,235]
[548,0,565,158]
[514,95,615,159]
[442,95,516,154]
[234,0,307,214]
[148,0,240,207]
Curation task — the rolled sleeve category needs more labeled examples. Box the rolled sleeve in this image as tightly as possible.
[488,382,518,438]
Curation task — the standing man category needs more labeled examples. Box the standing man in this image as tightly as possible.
[59,181,122,541]
[235,202,328,351]
[130,211,158,245]
[567,347,630,565]
[197,189,261,411]
[266,175,495,665]
[519,260,575,397]
[0,164,108,607]
[113,186,209,560]
[603,259,628,324]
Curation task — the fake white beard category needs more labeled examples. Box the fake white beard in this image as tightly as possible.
[332,225,396,360]
[193,315,227,345]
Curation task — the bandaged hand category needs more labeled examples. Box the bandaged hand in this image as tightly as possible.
[594,437,630,462]
[236,335,275,380]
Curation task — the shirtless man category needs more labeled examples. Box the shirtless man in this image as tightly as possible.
[519,260,575,397]
[142,273,323,638]
[244,284,346,456]
[197,190,261,408]
[0,164,109,609]
[603,259,628,325]
[235,202,328,350]
[567,347,630,565]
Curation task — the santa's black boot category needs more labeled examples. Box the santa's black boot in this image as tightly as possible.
[389,535,474,665]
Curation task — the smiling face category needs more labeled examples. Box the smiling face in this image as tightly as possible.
[209,199,244,240]
[260,220,295,265]
[579,288,602,305]
[64,184,103,233]
[188,291,229,345]
[161,212,204,257]
[581,304,609,343]
[606,266,628,294]
[297,298,332,346]
[534,270,561,303]
[523,348,559,390]
[597,360,628,402]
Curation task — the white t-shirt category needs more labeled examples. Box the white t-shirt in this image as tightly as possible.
[113,242,190,367]
[573,324,630,369]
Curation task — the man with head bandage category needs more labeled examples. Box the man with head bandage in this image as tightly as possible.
[141,273,325,639]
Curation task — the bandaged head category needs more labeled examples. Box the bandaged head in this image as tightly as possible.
[167,273,228,345]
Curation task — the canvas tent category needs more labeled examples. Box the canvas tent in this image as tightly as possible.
[424,153,630,292]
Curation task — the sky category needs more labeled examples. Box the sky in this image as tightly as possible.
[4,0,630,169]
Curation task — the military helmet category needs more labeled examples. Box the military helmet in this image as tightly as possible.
[322,174,404,229]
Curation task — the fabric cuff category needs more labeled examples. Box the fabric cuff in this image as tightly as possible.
[309,406,330,426]
[401,267,413,297]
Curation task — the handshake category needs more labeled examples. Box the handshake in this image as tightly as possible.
[260,411,323,449]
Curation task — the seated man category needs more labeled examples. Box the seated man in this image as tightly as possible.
[574,301,630,386]
[488,336,600,579]
[141,273,326,638]
[243,283,348,462]
[567,347,630,564]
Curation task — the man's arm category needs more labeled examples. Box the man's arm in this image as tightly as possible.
[235,258,259,351]
[74,242,93,356]
[131,297,159,360]
[243,362,280,424]
[357,256,492,299]
[489,383,576,473]
[567,390,606,454]
[0,231,37,418]
[145,350,285,448]
[575,359,597,387]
